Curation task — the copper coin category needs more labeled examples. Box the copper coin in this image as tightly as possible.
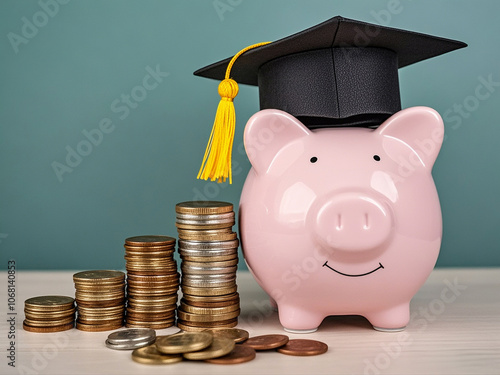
[73,270,125,283]
[277,339,328,356]
[124,235,176,247]
[24,296,75,311]
[243,334,289,350]
[76,321,124,332]
[176,320,237,332]
[205,344,256,364]
[23,321,74,333]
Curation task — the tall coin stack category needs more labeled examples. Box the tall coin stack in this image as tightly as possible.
[73,270,126,332]
[124,235,179,329]
[175,201,240,332]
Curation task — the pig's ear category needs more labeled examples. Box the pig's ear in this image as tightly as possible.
[244,109,311,173]
[378,106,444,169]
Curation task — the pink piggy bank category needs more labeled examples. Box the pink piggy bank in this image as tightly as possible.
[239,106,444,333]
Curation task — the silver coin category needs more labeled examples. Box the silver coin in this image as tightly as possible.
[181,265,237,275]
[178,239,239,250]
[176,212,235,221]
[105,338,155,350]
[178,248,237,256]
[182,273,236,280]
[107,328,156,344]
[175,218,235,225]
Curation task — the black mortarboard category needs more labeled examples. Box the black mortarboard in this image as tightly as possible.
[194,15,466,128]
[194,15,466,183]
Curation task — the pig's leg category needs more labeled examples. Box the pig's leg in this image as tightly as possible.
[365,303,410,332]
[278,304,323,333]
[269,297,278,312]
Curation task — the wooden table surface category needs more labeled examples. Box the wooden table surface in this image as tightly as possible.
[1,268,499,375]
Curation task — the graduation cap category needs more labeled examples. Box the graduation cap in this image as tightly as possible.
[194,15,466,183]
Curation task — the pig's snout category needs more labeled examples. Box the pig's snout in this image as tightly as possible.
[314,193,392,252]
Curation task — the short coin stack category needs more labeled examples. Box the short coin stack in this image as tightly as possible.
[105,328,156,350]
[124,235,179,329]
[73,270,126,332]
[23,296,75,333]
[175,201,240,331]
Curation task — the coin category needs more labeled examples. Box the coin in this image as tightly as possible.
[175,201,233,215]
[25,296,75,311]
[183,336,235,360]
[125,235,176,247]
[181,259,238,268]
[131,344,183,365]
[177,309,240,323]
[155,331,213,354]
[24,316,75,327]
[243,334,289,350]
[178,239,239,250]
[176,320,238,332]
[23,321,74,333]
[179,302,239,315]
[181,285,237,296]
[204,328,249,343]
[175,222,235,230]
[73,270,125,283]
[125,321,175,330]
[76,321,124,332]
[176,212,235,220]
[205,344,256,364]
[277,339,328,356]
[105,338,155,350]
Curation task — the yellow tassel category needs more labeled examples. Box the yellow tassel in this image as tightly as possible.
[197,41,271,184]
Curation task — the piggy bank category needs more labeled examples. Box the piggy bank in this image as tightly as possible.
[239,107,444,333]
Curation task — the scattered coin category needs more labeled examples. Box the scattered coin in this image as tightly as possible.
[183,336,235,360]
[277,339,328,356]
[131,344,183,365]
[204,328,249,343]
[243,334,289,350]
[204,344,256,364]
[105,338,155,350]
[107,328,156,344]
[156,331,213,354]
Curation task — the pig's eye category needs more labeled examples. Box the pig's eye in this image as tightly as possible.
[373,155,381,161]
[310,157,318,163]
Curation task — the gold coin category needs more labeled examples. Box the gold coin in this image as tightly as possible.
[179,302,239,315]
[24,307,76,318]
[183,337,235,360]
[25,296,75,311]
[180,254,238,263]
[76,305,124,314]
[127,295,178,304]
[76,321,124,332]
[131,344,183,365]
[155,331,213,354]
[182,292,239,303]
[23,321,74,333]
[73,284,125,292]
[125,235,176,247]
[176,212,235,221]
[177,309,240,323]
[176,320,237,332]
[181,279,236,289]
[175,201,233,215]
[178,233,237,242]
[73,270,125,283]
[75,298,125,308]
[23,316,75,327]
[126,320,175,330]
[204,327,249,343]
[126,305,177,314]
[181,285,237,296]
[124,244,175,251]
[127,273,179,281]
[178,239,239,250]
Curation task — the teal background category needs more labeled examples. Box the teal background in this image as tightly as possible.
[1,0,499,270]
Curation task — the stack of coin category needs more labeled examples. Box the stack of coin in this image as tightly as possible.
[105,328,156,350]
[73,270,126,332]
[124,235,179,329]
[23,296,75,333]
[175,201,240,331]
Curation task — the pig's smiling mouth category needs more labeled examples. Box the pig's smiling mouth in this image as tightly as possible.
[322,261,384,277]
